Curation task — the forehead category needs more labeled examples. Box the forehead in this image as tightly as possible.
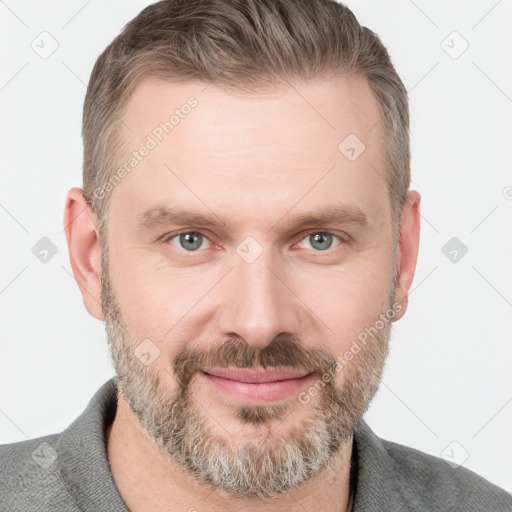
[121,76,383,155]
[109,76,388,229]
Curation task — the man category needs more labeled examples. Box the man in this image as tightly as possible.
[1,0,511,510]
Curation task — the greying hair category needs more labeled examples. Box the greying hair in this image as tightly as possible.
[82,0,410,246]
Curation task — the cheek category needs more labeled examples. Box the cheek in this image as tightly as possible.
[106,247,183,339]
[108,251,216,373]
[116,272,197,335]
[295,257,393,349]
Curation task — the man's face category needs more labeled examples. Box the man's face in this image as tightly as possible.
[100,77,398,497]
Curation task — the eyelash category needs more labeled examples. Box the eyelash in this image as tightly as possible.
[163,230,346,254]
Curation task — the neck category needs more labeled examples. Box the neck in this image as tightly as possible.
[106,397,355,512]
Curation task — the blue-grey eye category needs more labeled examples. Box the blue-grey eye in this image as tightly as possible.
[299,232,341,251]
[168,232,210,251]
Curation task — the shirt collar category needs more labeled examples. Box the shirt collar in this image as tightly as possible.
[57,378,128,511]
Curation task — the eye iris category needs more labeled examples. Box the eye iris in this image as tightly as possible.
[310,233,332,251]
[180,233,202,251]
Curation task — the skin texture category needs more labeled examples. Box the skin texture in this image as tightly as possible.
[64,76,421,512]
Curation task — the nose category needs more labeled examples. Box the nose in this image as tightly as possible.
[216,244,302,350]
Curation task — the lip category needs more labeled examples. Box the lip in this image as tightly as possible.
[199,367,317,404]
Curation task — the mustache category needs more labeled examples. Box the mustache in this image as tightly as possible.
[172,335,338,387]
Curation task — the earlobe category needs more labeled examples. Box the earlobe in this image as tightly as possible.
[392,190,421,322]
[63,187,104,321]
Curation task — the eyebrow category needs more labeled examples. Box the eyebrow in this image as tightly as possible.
[137,204,368,233]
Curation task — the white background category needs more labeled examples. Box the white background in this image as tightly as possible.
[1,0,511,493]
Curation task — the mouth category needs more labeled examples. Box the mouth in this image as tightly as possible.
[199,367,317,404]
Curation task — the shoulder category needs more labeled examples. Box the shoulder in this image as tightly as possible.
[0,434,79,512]
[380,436,512,511]
[353,419,512,511]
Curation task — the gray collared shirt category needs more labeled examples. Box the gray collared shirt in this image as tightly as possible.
[1,378,511,511]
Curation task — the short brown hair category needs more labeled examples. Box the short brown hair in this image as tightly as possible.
[82,0,410,246]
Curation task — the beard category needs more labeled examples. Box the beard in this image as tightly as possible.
[99,237,396,499]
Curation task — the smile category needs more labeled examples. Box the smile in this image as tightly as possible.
[199,368,318,404]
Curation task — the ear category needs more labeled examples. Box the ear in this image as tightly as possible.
[392,190,421,321]
[63,187,103,321]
